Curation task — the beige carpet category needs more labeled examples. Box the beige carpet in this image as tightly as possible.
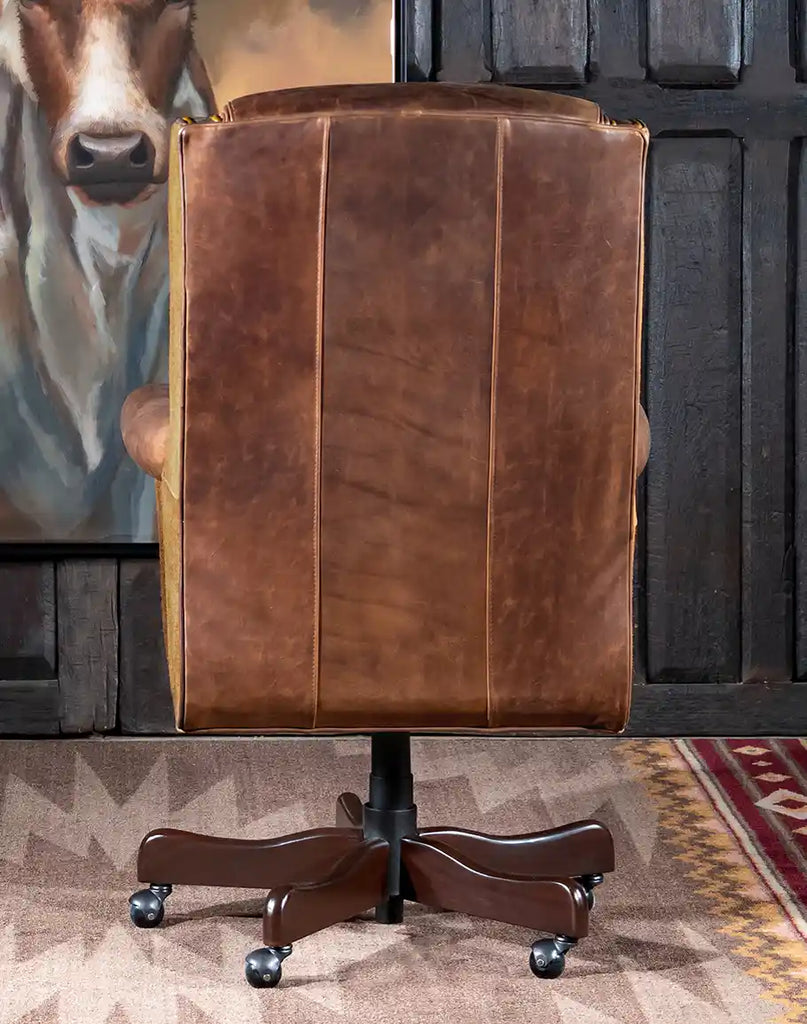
[0,736,805,1023]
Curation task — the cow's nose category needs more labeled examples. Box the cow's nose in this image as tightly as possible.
[66,132,155,183]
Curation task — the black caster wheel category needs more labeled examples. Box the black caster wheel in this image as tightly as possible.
[577,873,604,910]
[529,935,577,979]
[129,884,172,928]
[245,945,293,989]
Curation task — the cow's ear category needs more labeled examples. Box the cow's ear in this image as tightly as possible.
[186,46,217,112]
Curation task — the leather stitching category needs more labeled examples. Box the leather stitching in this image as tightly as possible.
[176,127,190,732]
[486,118,504,729]
[218,110,603,129]
[312,117,330,729]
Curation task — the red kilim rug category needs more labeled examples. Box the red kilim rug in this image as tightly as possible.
[678,738,807,940]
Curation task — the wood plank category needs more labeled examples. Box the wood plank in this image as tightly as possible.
[118,559,175,735]
[435,0,490,82]
[552,83,807,141]
[645,137,742,683]
[57,560,118,734]
[741,138,793,682]
[0,680,59,736]
[625,682,807,736]
[406,0,433,80]
[634,200,650,686]
[647,0,742,84]
[633,474,648,684]
[795,137,807,680]
[741,0,790,91]
[492,0,587,83]
[794,0,807,82]
[589,0,645,81]
[0,562,55,680]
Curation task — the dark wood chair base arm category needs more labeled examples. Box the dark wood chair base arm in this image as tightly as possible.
[335,792,364,828]
[418,818,614,878]
[136,826,363,889]
[401,836,590,939]
[262,839,389,946]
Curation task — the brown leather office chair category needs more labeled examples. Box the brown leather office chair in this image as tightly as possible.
[121,82,650,989]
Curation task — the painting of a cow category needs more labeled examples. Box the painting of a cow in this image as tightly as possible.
[0,0,212,541]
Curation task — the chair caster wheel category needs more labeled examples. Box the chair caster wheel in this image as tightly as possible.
[245,945,292,988]
[129,884,172,928]
[529,935,576,979]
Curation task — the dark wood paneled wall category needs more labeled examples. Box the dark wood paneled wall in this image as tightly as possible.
[2,0,806,735]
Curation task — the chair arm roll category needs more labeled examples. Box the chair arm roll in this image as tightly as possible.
[636,404,650,477]
[121,384,169,480]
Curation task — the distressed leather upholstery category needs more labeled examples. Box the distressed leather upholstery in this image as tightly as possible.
[124,386,650,483]
[122,83,650,735]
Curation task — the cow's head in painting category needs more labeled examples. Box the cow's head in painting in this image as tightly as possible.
[15,0,212,203]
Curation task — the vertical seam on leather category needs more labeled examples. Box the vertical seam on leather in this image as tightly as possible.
[177,128,189,732]
[486,118,504,729]
[312,117,331,728]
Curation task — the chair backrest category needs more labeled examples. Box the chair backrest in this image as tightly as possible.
[161,83,649,734]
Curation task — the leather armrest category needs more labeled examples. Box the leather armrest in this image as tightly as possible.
[636,404,650,477]
[121,384,169,479]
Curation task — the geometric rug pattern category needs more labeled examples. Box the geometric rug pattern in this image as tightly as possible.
[0,736,805,1023]
[625,740,807,1024]
[679,739,807,937]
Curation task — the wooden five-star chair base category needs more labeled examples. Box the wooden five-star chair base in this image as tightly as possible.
[129,735,614,988]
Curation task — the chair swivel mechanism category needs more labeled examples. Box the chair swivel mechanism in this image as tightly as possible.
[120,82,650,988]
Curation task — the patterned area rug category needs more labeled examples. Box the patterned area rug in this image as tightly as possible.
[0,737,805,1024]
[677,740,807,941]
